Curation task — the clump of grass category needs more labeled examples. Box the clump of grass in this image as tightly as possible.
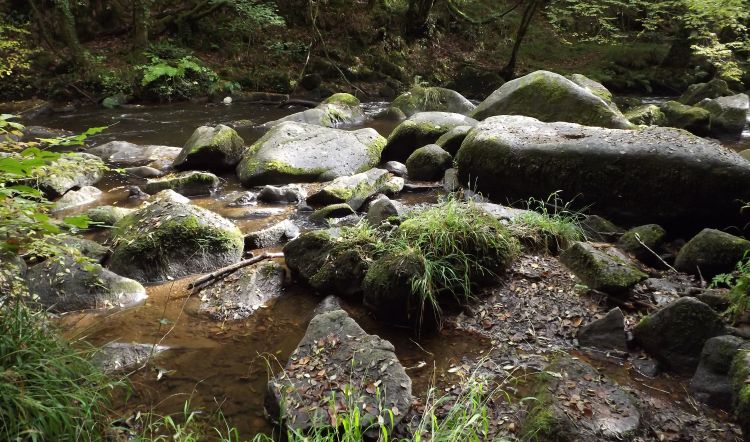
[510,192,584,253]
[0,302,122,441]
[126,400,241,442]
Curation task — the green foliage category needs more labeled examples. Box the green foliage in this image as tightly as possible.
[136,55,221,101]
[511,192,585,253]
[227,0,285,44]
[0,21,38,99]
[712,252,750,322]
[126,401,241,442]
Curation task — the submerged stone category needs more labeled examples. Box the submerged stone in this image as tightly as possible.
[92,342,167,373]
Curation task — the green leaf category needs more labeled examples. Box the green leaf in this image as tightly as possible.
[63,215,90,229]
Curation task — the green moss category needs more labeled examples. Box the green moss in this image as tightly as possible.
[310,203,355,222]
[142,171,219,195]
[322,92,360,107]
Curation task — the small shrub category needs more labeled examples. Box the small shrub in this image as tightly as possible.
[511,193,585,254]
[712,252,750,322]
[136,55,221,101]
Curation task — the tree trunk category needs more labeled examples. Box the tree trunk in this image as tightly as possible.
[406,0,435,38]
[132,0,150,56]
[500,0,539,80]
[54,0,89,67]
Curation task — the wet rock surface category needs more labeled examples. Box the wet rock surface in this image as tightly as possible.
[92,343,168,373]
[245,219,300,250]
[142,171,220,197]
[257,184,306,204]
[52,186,102,212]
[87,140,181,167]
[577,307,628,352]
[691,335,749,410]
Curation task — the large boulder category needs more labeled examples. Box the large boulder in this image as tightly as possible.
[435,125,472,156]
[679,78,733,106]
[307,168,390,210]
[172,124,245,172]
[470,70,632,129]
[456,115,750,228]
[236,122,385,186]
[660,101,711,135]
[266,301,412,435]
[51,186,102,212]
[698,93,749,139]
[389,86,475,117]
[109,200,244,283]
[264,93,365,128]
[381,112,478,162]
[141,171,220,197]
[566,74,618,110]
[405,144,452,181]
[87,141,181,168]
[674,229,750,279]
[624,104,667,126]
[690,335,749,410]
[34,153,105,198]
[27,255,146,312]
[560,242,647,293]
[633,297,726,374]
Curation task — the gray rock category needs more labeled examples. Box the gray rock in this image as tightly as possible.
[27,255,146,312]
[616,224,666,264]
[266,304,412,436]
[366,195,404,225]
[173,124,245,172]
[390,86,475,117]
[124,166,164,178]
[382,176,405,195]
[307,168,390,210]
[634,297,726,374]
[475,202,533,223]
[44,235,109,263]
[109,200,244,283]
[265,101,366,128]
[443,168,460,192]
[257,184,306,204]
[675,229,750,279]
[624,104,667,126]
[381,112,478,162]
[147,189,191,204]
[566,73,618,110]
[51,186,102,212]
[87,141,181,167]
[660,101,711,135]
[86,205,135,227]
[729,349,750,439]
[226,191,257,207]
[581,215,624,242]
[101,94,129,109]
[471,70,632,129]
[383,161,407,177]
[92,343,167,373]
[245,219,300,250]
[142,171,220,197]
[405,144,452,181]
[698,93,749,139]
[691,335,749,410]
[577,307,628,352]
[560,242,647,293]
[35,153,105,198]
[456,115,750,228]
[310,203,356,222]
[236,122,385,186]
[435,125,472,156]
[198,261,285,320]
[679,78,733,105]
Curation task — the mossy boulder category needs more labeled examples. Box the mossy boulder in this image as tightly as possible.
[34,153,105,198]
[101,94,128,109]
[580,215,624,242]
[265,93,365,128]
[322,92,360,107]
[87,141,181,168]
[44,234,110,263]
[697,93,749,139]
[616,224,666,264]
[381,112,478,162]
[455,115,750,228]
[236,121,385,186]
[142,171,220,197]
[633,297,726,374]
[560,242,647,293]
[309,203,356,222]
[390,86,475,117]
[108,200,244,283]
[566,73,618,110]
[730,349,750,439]
[172,124,245,172]
[470,70,632,129]
[85,205,135,227]
[307,168,390,210]
[624,104,667,126]
[675,229,750,279]
[27,255,146,313]
[405,144,452,181]
[679,78,733,105]
[690,335,749,410]
[366,195,405,226]
[660,101,711,135]
[434,125,472,156]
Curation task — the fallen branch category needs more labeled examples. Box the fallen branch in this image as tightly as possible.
[187,252,283,292]
[634,233,677,273]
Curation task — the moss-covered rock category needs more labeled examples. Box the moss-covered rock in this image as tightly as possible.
[730,349,750,439]
[697,93,749,139]
[307,168,390,210]
[434,125,472,156]
[560,241,647,293]
[172,124,245,172]
[405,144,452,181]
[675,229,750,279]
[142,171,220,196]
[471,70,633,129]
[44,234,110,263]
[34,153,105,199]
[633,297,726,374]
[679,78,733,105]
[566,73,617,110]
[322,92,360,107]
[236,122,385,186]
[580,215,624,242]
[382,112,478,162]
[691,335,749,410]
[617,224,666,264]
[366,195,404,226]
[309,203,356,222]
[389,86,475,117]
[624,104,667,126]
[108,200,244,283]
[265,93,364,128]
[660,100,711,135]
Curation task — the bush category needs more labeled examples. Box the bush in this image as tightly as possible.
[712,252,750,322]
[136,55,222,101]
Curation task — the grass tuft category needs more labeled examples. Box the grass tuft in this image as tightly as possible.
[510,192,585,254]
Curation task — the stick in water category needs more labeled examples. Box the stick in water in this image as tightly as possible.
[187,252,284,291]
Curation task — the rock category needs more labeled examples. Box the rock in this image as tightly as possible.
[566,73,618,110]
[265,93,365,128]
[405,144,452,181]
[455,115,750,228]
[381,112,478,163]
[660,101,711,135]
[471,70,632,129]
[691,335,749,410]
[85,205,135,227]
[257,184,306,204]
[634,297,726,374]
[142,171,220,197]
[617,224,666,264]
[741,149,750,161]
[87,141,181,167]
[696,289,732,312]
[366,195,404,225]
[389,86,475,117]
[147,189,191,204]
[266,304,411,435]
[476,203,532,222]
[520,356,640,441]
[560,242,647,293]
[580,215,624,242]
[109,200,244,283]
[729,349,750,439]
[236,122,385,186]
[434,125,472,156]
[307,168,390,210]
[577,307,628,352]
[226,191,257,207]
[382,176,405,195]
[44,235,109,263]
[383,160,407,177]
[51,186,102,212]
[91,343,167,373]
[443,168,460,192]
[698,93,749,139]
[624,104,667,126]
[679,78,733,105]
[309,203,356,222]
[27,256,146,312]
[35,153,105,198]
[21,125,73,141]
[101,94,129,109]
[245,220,300,250]
[198,261,285,320]
[172,124,245,172]
[675,229,750,279]
[124,166,164,178]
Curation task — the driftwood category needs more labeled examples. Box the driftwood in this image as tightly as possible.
[187,252,283,292]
